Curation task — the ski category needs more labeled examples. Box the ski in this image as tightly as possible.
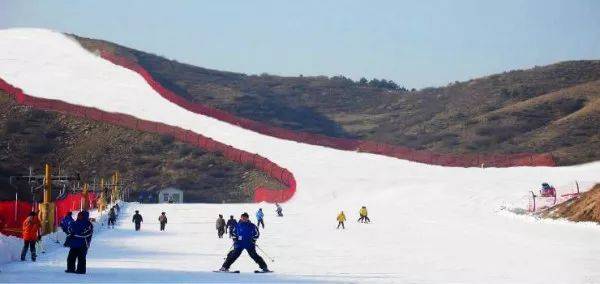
[213,270,240,273]
[254,270,274,274]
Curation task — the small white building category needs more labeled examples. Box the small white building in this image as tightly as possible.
[158,187,183,203]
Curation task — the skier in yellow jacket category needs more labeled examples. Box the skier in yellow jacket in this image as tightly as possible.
[358,206,370,223]
[336,211,346,229]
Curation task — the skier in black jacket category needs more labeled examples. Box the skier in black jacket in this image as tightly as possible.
[226,215,237,238]
[132,210,143,231]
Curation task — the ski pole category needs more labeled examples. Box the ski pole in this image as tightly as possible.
[223,244,234,260]
[256,245,275,262]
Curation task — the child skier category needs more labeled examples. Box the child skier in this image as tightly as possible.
[60,212,74,246]
[358,206,370,223]
[256,208,265,229]
[217,212,271,273]
[337,211,346,229]
[158,212,168,231]
[216,214,226,238]
[275,203,283,217]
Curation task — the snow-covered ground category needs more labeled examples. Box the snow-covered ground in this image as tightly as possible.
[1,28,599,283]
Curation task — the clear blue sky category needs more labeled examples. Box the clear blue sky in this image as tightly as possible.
[1,0,599,89]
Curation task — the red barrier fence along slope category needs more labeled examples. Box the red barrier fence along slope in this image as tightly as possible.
[0,77,296,204]
[98,51,555,168]
[0,201,33,237]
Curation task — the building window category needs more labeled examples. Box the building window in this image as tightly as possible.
[163,193,169,201]
[172,193,180,203]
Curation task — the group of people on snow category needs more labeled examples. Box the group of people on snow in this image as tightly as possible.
[336,206,371,229]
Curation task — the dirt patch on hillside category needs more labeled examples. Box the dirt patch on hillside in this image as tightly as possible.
[543,184,600,222]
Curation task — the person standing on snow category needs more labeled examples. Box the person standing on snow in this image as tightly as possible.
[216,214,226,238]
[132,210,143,231]
[65,211,93,274]
[226,215,237,238]
[158,212,168,231]
[108,208,116,229]
[256,208,265,229]
[218,212,270,273]
[60,212,75,246]
[358,206,370,223]
[21,211,41,262]
[337,211,346,229]
[275,203,283,217]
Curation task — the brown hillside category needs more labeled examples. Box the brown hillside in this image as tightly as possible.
[73,35,600,165]
[544,184,600,222]
[0,91,284,203]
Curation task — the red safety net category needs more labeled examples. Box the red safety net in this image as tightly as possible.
[0,201,35,237]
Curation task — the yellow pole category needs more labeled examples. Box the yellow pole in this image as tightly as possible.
[110,173,116,205]
[97,178,106,211]
[82,183,89,210]
[39,164,55,235]
[114,171,120,202]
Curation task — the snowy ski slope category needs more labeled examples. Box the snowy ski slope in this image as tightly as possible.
[1,28,599,283]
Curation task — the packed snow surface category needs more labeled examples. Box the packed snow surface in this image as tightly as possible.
[1,28,600,283]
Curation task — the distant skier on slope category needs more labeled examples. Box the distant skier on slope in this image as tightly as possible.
[226,215,237,238]
[158,212,168,231]
[337,211,346,229]
[275,203,283,217]
[132,210,143,231]
[108,208,116,229]
[216,214,226,238]
[217,212,271,273]
[358,206,370,223]
[256,208,265,229]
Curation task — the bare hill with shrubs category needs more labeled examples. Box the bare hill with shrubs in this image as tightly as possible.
[74,35,600,165]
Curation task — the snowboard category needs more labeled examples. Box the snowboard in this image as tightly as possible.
[213,270,240,273]
[255,270,274,274]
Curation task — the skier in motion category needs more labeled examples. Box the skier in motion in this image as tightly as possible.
[132,210,143,231]
[275,203,283,217]
[226,215,237,238]
[357,206,370,223]
[216,214,226,238]
[256,208,265,229]
[217,212,271,273]
[337,211,346,229]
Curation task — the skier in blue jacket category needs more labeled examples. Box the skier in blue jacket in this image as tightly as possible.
[60,211,75,247]
[65,211,93,274]
[256,208,265,229]
[218,212,270,273]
